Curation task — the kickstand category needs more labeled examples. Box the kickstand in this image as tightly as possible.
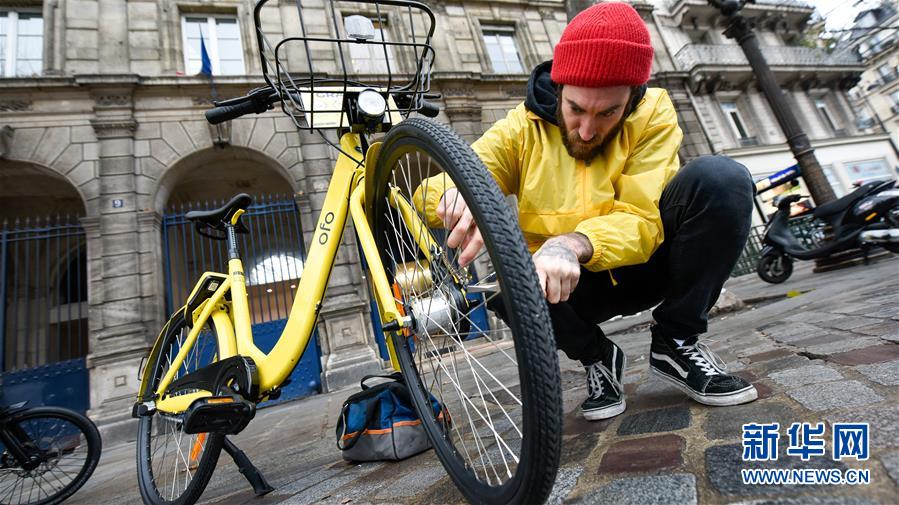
[223,437,275,496]
[862,245,870,265]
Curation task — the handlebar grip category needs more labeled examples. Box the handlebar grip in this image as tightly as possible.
[205,99,267,125]
[419,99,440,118]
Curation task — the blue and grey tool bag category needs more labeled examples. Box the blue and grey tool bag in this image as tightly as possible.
[336,372,443,462]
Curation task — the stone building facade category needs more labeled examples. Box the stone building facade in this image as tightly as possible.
[0,0,577,443]
[0,0,888,444]
[840,1,899,153]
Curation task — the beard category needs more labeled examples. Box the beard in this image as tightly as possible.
[555,95,628,162]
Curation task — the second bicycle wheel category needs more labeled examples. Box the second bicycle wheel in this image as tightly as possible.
[369,118,562,504]
[0,407,101,505]
[136,311,224,505]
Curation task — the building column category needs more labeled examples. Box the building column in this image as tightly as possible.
[84,82,150,442]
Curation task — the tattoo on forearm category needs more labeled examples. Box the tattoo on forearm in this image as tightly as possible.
[535,243,579,265]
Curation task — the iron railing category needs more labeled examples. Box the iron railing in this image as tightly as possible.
[731,214,820,277]
[162,195,308,325]
[666,0,814,14]
[674,44,862,72]
[0,216,87,373]
[161,194,321,400]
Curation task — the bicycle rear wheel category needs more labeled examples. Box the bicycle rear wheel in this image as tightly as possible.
[369,118,562,504]
[136,312,224,505]
[0,407,101,505]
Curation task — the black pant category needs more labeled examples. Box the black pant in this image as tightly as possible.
[492,155,754,365]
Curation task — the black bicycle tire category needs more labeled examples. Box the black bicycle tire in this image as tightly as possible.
[136,312,225,505]
[1,407,101,505]
[371,117,562,505]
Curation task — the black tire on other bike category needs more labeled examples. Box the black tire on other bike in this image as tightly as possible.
[0,407,101,505]
[757,252,793,284]
[136,312,224,505]
[370,118,562,505]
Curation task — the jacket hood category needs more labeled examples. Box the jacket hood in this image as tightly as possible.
[524,60,558,126]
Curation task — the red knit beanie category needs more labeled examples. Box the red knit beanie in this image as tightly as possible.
[551,2,654,87]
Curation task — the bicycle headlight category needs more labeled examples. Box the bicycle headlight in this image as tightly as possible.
[357,89,386,120]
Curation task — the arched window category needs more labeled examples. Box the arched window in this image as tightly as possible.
[247,253,304,286]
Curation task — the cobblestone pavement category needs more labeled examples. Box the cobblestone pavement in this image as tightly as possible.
[68,254,899,505]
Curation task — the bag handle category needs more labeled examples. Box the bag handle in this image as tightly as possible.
[359,372,431,416]
[359,371,404,390]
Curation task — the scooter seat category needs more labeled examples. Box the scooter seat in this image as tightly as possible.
[812,181,885,219]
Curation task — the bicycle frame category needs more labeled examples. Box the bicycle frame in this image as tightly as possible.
[148,132,433,415]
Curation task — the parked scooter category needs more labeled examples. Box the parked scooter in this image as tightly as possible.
[757,179,899,283]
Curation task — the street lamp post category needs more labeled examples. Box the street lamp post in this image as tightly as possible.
[710,0,837,204]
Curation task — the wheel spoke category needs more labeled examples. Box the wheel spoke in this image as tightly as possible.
[379,145,531,489]
[140,318,219,504]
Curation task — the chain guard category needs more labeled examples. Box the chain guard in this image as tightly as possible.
[167,355,260,403]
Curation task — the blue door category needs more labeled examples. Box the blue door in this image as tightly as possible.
[162,195,321,404]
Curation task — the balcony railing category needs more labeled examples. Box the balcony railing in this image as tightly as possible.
[856,117,876,129]
[666,0,813,13]
[739,136,760,147]
[674,44,862,72]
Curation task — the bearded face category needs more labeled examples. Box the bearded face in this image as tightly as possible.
[555,84,634,161]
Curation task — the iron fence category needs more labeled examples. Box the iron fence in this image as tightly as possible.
[162,194,322,399]
[1,216,87,373]
[162,195,308,324]
[0,215,89,413]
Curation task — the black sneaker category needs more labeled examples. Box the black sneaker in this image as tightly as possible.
[650,335,757,406]
[581,341,627,420]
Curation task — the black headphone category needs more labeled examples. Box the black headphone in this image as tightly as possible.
[626,84,647,118]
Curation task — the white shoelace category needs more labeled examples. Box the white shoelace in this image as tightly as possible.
[677,341,728,376]
[586,361,623,400]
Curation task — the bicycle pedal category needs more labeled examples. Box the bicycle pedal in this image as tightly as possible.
[182,395,256,435]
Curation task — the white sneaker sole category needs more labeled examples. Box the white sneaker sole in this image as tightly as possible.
[650,367,758,406]
[582,399,627,421]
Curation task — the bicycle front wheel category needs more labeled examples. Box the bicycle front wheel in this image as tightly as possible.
[369,118,562,505]
[0,407,101,505]
[136,312,224,505]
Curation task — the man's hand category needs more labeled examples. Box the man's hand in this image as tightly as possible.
[437,187,484,267]
[533,233,593,304]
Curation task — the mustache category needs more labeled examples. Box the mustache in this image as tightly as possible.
[557,113,624,161]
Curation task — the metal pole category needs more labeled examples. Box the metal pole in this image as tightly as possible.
[0,229,7,373]
[712,0,836,204]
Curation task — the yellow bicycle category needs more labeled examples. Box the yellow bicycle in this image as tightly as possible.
[132,1,561,504]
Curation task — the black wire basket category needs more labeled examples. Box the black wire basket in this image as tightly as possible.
[253,0,437,131]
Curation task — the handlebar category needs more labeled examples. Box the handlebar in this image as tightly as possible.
[204,87,442,125]
[205,87,280,125]
[418,99,440,118]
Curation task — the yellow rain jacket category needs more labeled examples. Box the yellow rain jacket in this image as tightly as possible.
[414,86,683,273]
